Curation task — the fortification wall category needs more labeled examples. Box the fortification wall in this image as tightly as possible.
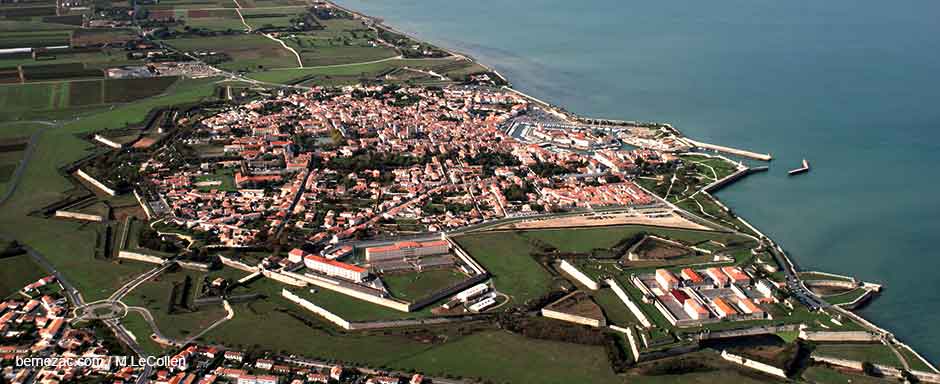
[93,134,124,149]
[799,330,880,342]
[76,169,116,196]
[409,272,488,311]
[721,350,787,378]
[133,189,155,220]
[696,324,801,341]
[282,289,351,329]
[262,269,308,287]
[118,251,164,265]
[559,260,600,290]
[283,270,411,312]
[605,278,652,328]
[610,325,640,362]
[541,308,605,328]
[219,255,260,273]
[54,210,104,222]
[178,260,211,272]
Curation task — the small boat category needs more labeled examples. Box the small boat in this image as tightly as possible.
[788,159,810,175]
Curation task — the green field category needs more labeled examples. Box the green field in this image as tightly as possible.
[239,6,307,29]
[194,167,236,192]
[142,0,235,10]
[247,57,484,85]
[121,268,230,340]
[453,231,557,306]
[822,288,870,306]
[238,277,430,322]
[814,343,903,367]
[0,48,144,70]
[591,288,638,327]
[0,77,180,121]
[180,9,246,31]
[120,311,169,356]
[202,289,624,384]
[0,254,46,298]
[0,30,70,49]
[512,225,746,253]
[680,154,741,181]
[381,268,468,301]
[163,34,299,71]
[898,346,936,372]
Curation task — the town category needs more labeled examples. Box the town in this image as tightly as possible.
[1,0,939,383]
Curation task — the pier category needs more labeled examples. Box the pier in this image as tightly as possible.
[788,159,810,175]
[683,138,773,161]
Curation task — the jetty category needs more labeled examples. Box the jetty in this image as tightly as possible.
[682,138,773,161]
[788,159,810,175]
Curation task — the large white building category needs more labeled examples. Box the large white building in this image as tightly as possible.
[683,298,710,320]
[292,248,368,282]
[655,269,679,291]
[365,240,450,262]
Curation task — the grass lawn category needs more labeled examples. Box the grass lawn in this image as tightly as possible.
[238,277,430,322]
[680,154,741,181]
[203,290,624,384]
[591,288,638,327]
[194,167,236,192]
[898,346,937,372]
[0,254,46,298]
[381,268,467,301]
[452,231,556,306]
[163,34,299,71]
[823,288,869,305]
[120,311,169,357]
[513,225,747,253]
[814,343,903,367]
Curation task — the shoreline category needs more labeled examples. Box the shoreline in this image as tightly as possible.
[322,0,939,373]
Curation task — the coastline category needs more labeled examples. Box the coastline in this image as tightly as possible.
[324,0,939,374]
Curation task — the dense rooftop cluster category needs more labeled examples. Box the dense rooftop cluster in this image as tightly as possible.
[140,85,665,248]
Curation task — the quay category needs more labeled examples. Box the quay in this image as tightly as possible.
[788,159,810,175]
[683,138,773,161]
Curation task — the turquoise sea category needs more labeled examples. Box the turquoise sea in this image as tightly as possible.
[337,0,940,362]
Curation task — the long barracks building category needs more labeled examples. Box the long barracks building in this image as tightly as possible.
[364,240,450,262]
[290,248,369,282]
